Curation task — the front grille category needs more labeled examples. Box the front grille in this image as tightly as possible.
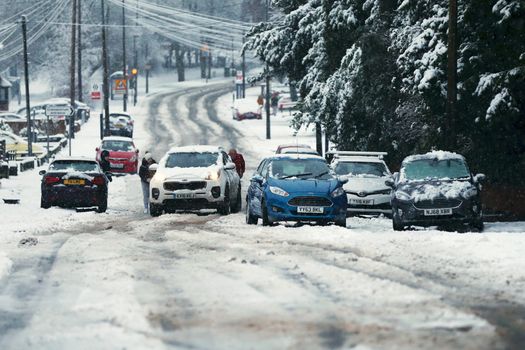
[288,196,332,207]
[414,198,462,209]
[164,181,206,191]
[347,189,391,197]
[349,203,391,210]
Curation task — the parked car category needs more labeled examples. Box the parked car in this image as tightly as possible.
[276,143,312,154]
[232,98,262,121]
[386,151,484,231]
[330,151,392,216]
[0,130,43,159]
[246,154,348,226]
[96,136,139,174]
[148,145,241,216]
[0,112,24,122]
[108,113,134,137]
[39,157,111,212]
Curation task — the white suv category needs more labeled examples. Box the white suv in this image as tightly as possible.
[330,151,392,216]
[149,145,241,216]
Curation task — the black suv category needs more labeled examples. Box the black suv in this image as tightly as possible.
[386,152,484,231]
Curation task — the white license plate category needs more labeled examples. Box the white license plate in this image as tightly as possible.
[111,163,124,169]
[350,199,374,205]
[424,208,453,216]
[174,193,195,199]
[297,206,324,214]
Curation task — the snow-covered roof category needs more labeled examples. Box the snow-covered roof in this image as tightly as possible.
[52,156,98,163]
[232,98,262,114]
[270,153,324,160]
[281,147,318,155]
[102,136,133,142]
[403,151,465,163]
[167,145,223,154]
[334,156,385,163]
[109,112,131,118]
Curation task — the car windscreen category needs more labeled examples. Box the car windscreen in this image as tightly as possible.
[402,158,470,181]
[335,161,389,177]
[270,158,332,180]
[102,140,134,151]
[165,152,219,168]
[49,161,100,172]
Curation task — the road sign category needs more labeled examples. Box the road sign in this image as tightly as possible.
[114,79,127,95]
[45,105,74,117]
[91,91,101,100]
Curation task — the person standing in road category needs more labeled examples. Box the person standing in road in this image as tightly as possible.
[139,152,156,213]
[228,148,245,178]
[270,91,280,116]
[99,150,111,173]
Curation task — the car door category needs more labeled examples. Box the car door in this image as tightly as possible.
[221,151,235,197]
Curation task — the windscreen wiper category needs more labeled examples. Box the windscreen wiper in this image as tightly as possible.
[280,172,313,179]
[314,171,330,179]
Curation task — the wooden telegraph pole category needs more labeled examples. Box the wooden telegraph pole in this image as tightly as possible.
[122,0,128,112]
[21,16,32,156]
[101,0,110,135]
[77,0,83,102]
[446,0,458,150]
[69,0,77,155]
[265,0,271,140]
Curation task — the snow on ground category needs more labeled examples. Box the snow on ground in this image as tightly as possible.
[0,72,524,349]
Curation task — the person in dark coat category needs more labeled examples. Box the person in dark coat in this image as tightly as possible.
[99,150,111,173]
[139,152,156,213]
[228,148,245,178]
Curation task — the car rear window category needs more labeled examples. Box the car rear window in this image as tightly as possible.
[166,152,219,168]
[102,140,134,151]
[49,161,100,172]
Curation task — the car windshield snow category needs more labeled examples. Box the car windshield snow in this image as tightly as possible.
[166,152,219,168]
[102,140,134,152]
[402,158,470,181]
[335,161,389,177]
[49,161,100,172]
[271,158,332,180]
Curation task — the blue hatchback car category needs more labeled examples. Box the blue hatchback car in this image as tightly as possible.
[246,154,348,226]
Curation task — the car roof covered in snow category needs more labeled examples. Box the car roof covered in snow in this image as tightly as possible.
[167,145,224,154]
[403,151,465,164]
[109,112,132,118]
[51,156,98,163]
[268,153,325,161]
[281,147,319,155]
[334,156,385,163]
[102,136,133,142]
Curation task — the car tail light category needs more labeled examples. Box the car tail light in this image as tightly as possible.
[44,176,61,185]
[92,176,105,186]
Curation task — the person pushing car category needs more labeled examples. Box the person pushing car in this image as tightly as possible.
[139,152,156,213]
[228,148,245,178]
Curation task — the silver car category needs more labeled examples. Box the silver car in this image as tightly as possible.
[331,151,392,216]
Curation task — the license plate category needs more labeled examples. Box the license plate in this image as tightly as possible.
[297,206,324,214]
[174,193,195,199]
[424,208,453,216]
[64,179,85,185]
[350,199,374,205]
[111,163,124,169]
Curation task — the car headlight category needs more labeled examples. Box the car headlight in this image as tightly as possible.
[205,171,220,181]
[331,187,345,198]
[462,187,478,199]
[269,186,289,197]
[394,191,412,201]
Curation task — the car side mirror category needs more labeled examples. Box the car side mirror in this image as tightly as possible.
[338,175,349,184]
[385,178,395,188]
[252,174,264,184]
[225,163,236,170]
[39,170,46,176]
[149,164,158,172]
[474,173,486,184]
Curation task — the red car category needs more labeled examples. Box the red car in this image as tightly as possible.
[96,136,139,174]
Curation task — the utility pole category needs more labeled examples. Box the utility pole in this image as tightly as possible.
[145,42,150,94]
[242,35,246,98]
[133,34,138,106]
[122,0,128,112]
[69,0,77,155]
[77,0,83,102]
[265,0,271,140]
[101,0,110,135]
[21,16,32,156]
[447,0,457,150]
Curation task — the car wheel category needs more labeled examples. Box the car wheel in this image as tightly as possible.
[40,197,51,209]
[245,198,258,225]
[96,198,107,213]
[231,185,242,213]
[262,200,273,226]
[218,186,231,215]
[335,217,346,227]
[150,203,163,217]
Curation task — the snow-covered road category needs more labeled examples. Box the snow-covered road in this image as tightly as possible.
[0,79,524,350]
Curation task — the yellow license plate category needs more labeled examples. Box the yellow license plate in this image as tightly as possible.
[64,179,85,185]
